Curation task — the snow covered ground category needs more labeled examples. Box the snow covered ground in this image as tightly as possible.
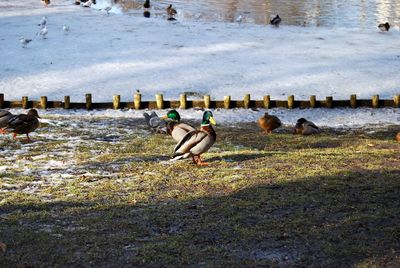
[0,0,399,103]
[0,0,399,127]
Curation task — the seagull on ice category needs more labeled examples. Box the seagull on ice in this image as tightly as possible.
[38,26,48,39]
[19,37,32,48]
[62,24,69,34]
[235,15,243,25]
[378,22,390,32]
[82,0,93,8]
[270,14,282,27]
[38,16,47,28]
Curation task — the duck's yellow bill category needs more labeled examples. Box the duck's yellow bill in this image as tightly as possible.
[209,117,217,125]
[161,115,168,120]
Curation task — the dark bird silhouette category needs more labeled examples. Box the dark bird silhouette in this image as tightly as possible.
[143,0,150,9]
[270,14,282,27]
[3,109,41,142]
[0,110,14,134]
[167,4,177,19]
[378,22,390,32]
[41,0,50,6]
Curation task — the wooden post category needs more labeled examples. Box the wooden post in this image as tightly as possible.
[86,93,92,110]
[288,95,295,109]
[113,95,121,110]
[223,96,231,109]
[134,93,141,110]
[350,94,357,108]
[243,94,251,109]
[155,94,164,109]
[180,94,187,109]
[263,95,270,109]
[393,94,399,108]
[326,96,333,108]
[0,93,4,109]
[64,96,70,109]
[310,95,316,108]
[204,95,211,109]
[22,96,28,109]
[372,95,379,108]
[40,96,48,109]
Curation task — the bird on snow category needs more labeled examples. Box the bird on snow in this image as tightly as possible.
[104,6,112,15]
[38,26,48,39]
[19,37,32,48]
[41,0,50,7]
[235,15,243,25]
[258,112,282,134]
[143,0,150,10]
[62,24,69,34]
[75,0,81,5]
[378,22,390,32]
[270,14,282,27]
[82,0,93,8]
[38,16,47,28]
[166,4,177,20]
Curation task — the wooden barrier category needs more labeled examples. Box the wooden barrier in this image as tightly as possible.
[0,93,399,110]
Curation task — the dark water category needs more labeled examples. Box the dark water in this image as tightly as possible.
[118,0,400,28]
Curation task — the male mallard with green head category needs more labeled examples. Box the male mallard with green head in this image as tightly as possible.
[161,110,195,142]
[258,112,282,134]
[3,109,40,142]
[293,118,320,135]
[171,111,216,166]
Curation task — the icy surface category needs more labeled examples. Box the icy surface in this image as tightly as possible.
[0,0,399,102]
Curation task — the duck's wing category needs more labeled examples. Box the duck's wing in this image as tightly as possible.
[0,111,13,128]
[304,121,319,130]
[170,122,196,142]
[6,114,31,132]
[174,130,214,157]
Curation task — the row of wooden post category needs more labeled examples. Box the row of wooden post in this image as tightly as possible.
[0,93,399,110]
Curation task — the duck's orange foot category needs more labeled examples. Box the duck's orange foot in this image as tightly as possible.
[0,129,7,134]
[194,156,209,166]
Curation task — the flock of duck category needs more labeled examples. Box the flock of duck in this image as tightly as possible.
[1,108,399,165]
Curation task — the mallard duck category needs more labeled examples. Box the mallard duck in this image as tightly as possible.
[171,111,216,166]
[258,112,282,134]
[0,110,13,134]
[161,110,195,142]
[270,14,281,27]
[293,118,320,135]
[4,109,40,142]
[167,4,177,18]
[378,22,390,32]
[396,131,400,142]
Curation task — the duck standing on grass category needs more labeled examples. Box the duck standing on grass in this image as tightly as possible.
[171,111,216,166]
[293,118,320,135]
[2,109,41,142]
[258,112,282,134]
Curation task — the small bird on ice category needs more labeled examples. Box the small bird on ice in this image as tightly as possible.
[378,22,390,32]
[38,26,48,39]
[38,16,47,28]
[62,24,69,34]
[235,15,243,25]
[270,14,282,27]
[41,0,50,7]
[19,37,32,48]
[104,6,112,15]
[82,0,93,8]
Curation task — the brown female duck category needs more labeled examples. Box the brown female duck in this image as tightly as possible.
[258,112,282,134]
